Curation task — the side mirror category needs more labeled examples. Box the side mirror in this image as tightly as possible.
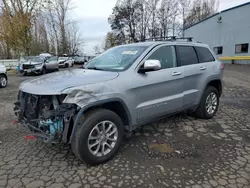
[138,60,161,73]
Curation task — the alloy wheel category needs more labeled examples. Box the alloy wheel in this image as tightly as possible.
[88,121,118,157]
[205,92,218,115]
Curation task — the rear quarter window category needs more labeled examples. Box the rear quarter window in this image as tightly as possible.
[195,47,215,63]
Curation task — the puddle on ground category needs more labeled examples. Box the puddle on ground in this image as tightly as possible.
[149,144,174,153]
[242,133,250,143]
[208,124,224,133]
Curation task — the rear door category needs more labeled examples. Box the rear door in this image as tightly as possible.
[194,46,216,104]
[175,45,200,108]
[134,45,184,122]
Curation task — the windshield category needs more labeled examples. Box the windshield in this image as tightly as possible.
[31,57,43,62]
[85,46,147,71]
[59,57,68,61]
[48,56,58,61]
[20,56,36,62]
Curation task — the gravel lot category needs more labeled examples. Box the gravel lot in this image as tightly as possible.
[0,65,250,188]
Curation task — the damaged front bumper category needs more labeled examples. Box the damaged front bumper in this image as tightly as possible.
[23,64,44,74]
[14,91,78,143]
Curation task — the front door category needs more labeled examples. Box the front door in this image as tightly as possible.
[133,45,184,123]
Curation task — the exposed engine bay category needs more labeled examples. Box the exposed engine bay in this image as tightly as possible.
[14,91,78,143]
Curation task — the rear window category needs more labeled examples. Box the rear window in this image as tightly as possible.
[195,47,215,63]
[176,46,198,66]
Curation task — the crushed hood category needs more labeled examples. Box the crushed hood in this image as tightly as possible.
[22,60,43,65]
[19,69,119,95]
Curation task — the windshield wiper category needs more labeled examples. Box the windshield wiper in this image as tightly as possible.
[87,66,106,71]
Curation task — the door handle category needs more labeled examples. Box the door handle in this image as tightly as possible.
[172,72,182,76]
[200,67,206,70]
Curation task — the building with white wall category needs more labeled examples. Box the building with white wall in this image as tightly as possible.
[184,2,250,63]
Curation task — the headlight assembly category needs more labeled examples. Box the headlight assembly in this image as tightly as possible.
[35,63,43,68]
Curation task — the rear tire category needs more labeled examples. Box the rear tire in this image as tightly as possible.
[0,75,7,88]
[194,86,219,119]
[72,109,124,165]
[65,64,69,68]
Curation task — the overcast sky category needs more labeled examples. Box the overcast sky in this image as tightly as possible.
[72,0,249,55]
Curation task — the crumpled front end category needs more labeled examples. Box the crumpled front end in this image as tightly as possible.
[22,63,44,74]
[14,91,77,143]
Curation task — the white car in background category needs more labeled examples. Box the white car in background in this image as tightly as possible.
[58,57,74,68]
[0,64,7,88]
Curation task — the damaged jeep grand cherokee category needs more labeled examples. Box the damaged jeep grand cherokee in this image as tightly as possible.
[14,39,223,165]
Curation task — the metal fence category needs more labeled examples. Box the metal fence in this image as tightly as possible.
[0,59,18,70]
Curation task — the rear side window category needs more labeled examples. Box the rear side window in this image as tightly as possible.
[176,46,198,66]
[195,47,215,63]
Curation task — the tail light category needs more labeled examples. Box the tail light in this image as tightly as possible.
[220,62,225,70]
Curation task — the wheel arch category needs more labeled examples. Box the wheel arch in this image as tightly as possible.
[69,98,131,143]
[206,79,222,97]
[194,78,222,110]
[0,73,7,80]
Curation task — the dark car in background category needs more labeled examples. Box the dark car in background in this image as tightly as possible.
[74,56,87,64]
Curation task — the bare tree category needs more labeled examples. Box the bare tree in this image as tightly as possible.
[30,14,50,55]
[103,32,118,50]
[184,0,219,28]
[179,0,191,36]
[0,0,41,57]
[136,0,151,41]
[148,0,160,38]
[108,0,219,44]
[67,21,84,55]
[45,0,73,55]
[109,0,141,43]
[93,44,101,55]
[158,0,178,38]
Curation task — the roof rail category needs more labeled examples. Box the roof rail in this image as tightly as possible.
[140,36,193,42]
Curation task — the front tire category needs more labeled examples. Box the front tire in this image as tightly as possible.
[42,67,46,75]
[0,75,7,88]
[72,109,124,165]
[194,86,219,119]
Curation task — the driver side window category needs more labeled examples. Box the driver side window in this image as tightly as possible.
[148,46,177,69]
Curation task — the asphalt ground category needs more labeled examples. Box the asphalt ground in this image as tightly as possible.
[0,64,250,188]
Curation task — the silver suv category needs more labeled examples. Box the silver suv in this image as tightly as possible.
[22,56,59,75]
[14,39,223,165]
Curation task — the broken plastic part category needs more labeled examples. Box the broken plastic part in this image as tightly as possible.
[39,119,63,136]
[175,150,181,154]
[62,83,114,107]
[12,120,19,124]
[24,135,37,140]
